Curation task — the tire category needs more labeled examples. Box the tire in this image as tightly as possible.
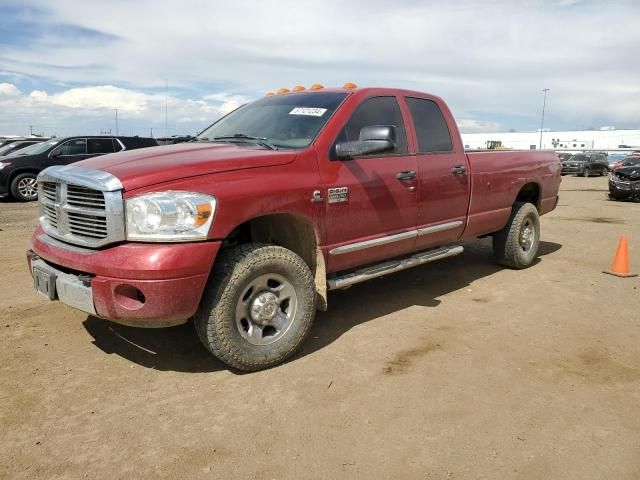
[581,167,590,177]
[601,168,608,176]
[493,202,540,269]
[195,243,316,371]
[10,173,38,202]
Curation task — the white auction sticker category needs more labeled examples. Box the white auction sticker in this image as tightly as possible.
[289,107,327,117]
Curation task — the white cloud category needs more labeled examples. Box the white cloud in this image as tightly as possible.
[457,118,501,133]
[0,83,21,96]
[0,83,245,136]
[1,0,640,132]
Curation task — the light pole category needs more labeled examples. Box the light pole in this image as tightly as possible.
[539,88,549,149]
[114,108,119,136]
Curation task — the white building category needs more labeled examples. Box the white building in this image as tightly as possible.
[460,128,640,152]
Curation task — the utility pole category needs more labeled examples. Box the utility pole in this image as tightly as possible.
[539,88,549,149]
[150,127,153,138]
[165,78,169,140]
[115,109,119,136]
[29,125,33,136]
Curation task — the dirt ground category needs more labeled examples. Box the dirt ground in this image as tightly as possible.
[1,176,639,479]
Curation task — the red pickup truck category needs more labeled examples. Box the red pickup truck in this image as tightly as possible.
[27,85,561,371]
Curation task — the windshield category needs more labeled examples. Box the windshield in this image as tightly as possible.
[622,157,640,167]
[568,155,586,162]
[198,92,348,149]
[9,139,59,157]
[0,143,21,156]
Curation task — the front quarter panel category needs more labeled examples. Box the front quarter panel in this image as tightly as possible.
[123,149,324,243]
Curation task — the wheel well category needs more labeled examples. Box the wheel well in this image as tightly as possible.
[221,214,328,310]
[9,168,41,185]
[515,182,540,210]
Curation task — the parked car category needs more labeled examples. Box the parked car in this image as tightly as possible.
[0,139,46,157]
[607,153,627,170]
[611,155,640,173]
[26,86,561,371]
[609,157,640,200]
[0,136,158,201]
[557,153,572,163]
[561,153,608,176]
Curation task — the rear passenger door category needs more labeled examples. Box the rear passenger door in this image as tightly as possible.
[87,138,117,158]
[404,96,470,250]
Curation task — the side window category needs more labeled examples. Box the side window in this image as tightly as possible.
[340,96,408,155]
[405,97,453,153]
[58,139,87,156]
[113,139,124,152]
[88,138,116,154]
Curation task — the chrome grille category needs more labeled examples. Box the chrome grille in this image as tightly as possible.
[37,165,125,248]
[68,211,108,238]
[67,185,106,209]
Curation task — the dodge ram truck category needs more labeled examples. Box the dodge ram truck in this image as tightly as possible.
[27,85,561,371]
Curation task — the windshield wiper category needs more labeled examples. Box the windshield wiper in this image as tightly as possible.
[211,134,277,150]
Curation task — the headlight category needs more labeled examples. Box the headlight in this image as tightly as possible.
[0,162,11,170]
[126,191,216,242]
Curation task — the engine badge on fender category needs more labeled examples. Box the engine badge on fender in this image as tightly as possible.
[328,187,349,203]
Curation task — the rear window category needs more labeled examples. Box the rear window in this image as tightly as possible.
[405,97,453,153]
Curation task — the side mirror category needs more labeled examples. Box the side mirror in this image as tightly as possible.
[335,125,397,160]
[50,149,61,157]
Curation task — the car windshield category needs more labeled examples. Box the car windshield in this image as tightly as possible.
[197,92,348,149]
[569,155,586,162]
[622,157,640,166]
[9,139,59,156]
[0,143,21,156]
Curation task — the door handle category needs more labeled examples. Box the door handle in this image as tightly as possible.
[451,165,467,175]
[396,170,417,181]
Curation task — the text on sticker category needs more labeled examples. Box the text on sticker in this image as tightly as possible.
[289,107,327,117]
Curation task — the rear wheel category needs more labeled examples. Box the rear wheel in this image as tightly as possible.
[493,202,540,269]
[10,173,38,202]
[195,243,316,371]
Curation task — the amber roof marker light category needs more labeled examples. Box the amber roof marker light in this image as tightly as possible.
[292,85,305,92]
[343,82,358,89]
[265,92,275,96]
[277,88,291,95]
[309,83,324,90]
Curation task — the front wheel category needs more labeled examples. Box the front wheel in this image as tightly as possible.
[195,243,316,371]
[493,202,540,269]
[10,173,39,201]
[581,167,590,177]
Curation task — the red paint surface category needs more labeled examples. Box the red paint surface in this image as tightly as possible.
[32,87,561,324]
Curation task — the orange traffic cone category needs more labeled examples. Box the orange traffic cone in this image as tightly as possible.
[603,236,637,278]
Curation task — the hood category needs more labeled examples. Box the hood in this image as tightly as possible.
[75,142,297,191]
[615,165,640,181]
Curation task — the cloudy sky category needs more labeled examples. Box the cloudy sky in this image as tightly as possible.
[0,0,638,137]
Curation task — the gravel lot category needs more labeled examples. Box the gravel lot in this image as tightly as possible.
[1,175,639,479]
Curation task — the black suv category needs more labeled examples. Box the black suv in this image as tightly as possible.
[561,153,609,177]
[0,136,158,201]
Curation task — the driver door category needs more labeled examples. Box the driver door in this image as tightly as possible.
[51,138,89,165]
[320,96,418,272]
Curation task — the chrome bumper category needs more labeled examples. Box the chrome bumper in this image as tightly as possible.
[30,257,96,316]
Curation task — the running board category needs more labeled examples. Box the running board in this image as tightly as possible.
[327,245,464,290]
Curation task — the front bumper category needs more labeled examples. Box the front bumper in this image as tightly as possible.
[561,165,582,174]
[28,229,221,327]
[609,178,640,199]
